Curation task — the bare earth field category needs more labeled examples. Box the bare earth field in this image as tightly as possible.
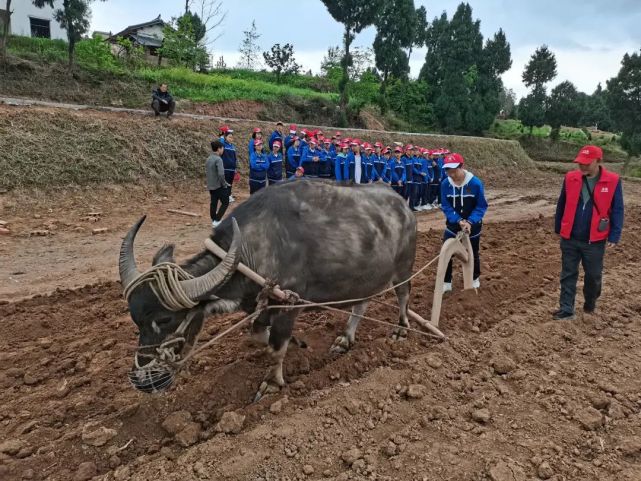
[2,162,641,481]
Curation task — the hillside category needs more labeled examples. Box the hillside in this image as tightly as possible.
[0,102,534,191]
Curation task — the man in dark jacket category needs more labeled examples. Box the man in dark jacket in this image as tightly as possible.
[206,140,230,228]
[269,121,284,152]
[553,145,624,320]
[151,83,176,118]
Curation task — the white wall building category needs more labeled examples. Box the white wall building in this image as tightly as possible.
[4,0,67,40]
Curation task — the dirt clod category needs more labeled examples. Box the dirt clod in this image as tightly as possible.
[537,461,554,479]
[81,424,117,447]
[341,448,362,466]
[492,356,517,375]
[175,422,202,447]
[216,411,245,434]
[406,384,427,399]
[73,461,97,481]
[575,407,604,431]
[161,411,193,435]
[471,408,491,424]
[0,439,26,455]
[303,464,314,475]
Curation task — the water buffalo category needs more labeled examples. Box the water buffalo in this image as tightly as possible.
[120,179,417,401]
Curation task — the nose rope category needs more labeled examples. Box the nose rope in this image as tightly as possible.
[123,262,198,311]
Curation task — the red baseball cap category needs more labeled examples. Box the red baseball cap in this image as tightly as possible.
[443,153,464,169]
[296,166,304,173]
[394,146,403,153]
[574,145,603,165]
[219,125,233,134]
[273,141,281,148]
[335,131,342,138]
[309,138,318,145]
[253,127,262,134]
[289,124,297,133]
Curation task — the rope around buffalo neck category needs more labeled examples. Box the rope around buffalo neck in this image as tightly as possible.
[123,262,198,311]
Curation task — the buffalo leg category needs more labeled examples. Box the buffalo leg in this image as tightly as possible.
[392,281,411,340]
[330,301,369,354]
[249,310,271,346]
[254,309,298,402]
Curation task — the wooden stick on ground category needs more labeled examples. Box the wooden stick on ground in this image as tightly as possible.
[167,209,201,218]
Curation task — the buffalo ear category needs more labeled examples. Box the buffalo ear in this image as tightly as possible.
[152,244,175,265]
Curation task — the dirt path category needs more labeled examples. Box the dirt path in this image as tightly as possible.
[1,178,641,481]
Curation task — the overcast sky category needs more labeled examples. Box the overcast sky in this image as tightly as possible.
[90,0,641,99]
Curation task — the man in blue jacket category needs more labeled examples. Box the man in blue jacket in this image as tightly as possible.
[269,121,284,152]
[301,138,320,177]
[388,146,407,196]
[218,126,237,203]
[553,145,624,320]
[440,153,488,292]
[286,136,302,178]
[249,139,268,194]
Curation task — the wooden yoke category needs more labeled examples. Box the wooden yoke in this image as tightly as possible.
[430,233,475,327]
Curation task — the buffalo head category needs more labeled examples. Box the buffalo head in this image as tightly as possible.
[119,216,241,393]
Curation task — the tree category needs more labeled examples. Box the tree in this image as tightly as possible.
[418,3,510,134]
[237,20,261,70]
[33,0,103,70]
[373,0,414,112]
[214,55,226,69]
[160,14,209,70]
[519,45,556,133]
[607,50,641,156]
[518,87,547,134]
[580,83,613,132]
[0,0,13,63]
[546,81,581,139]
[522,45,557,90]
[321,0,383,110]
[408,5,428,64]
[184,0,226,46]
[321,45,374,81]
[498,85,516,118]
[263,43,301,82]
[320,45,342,75]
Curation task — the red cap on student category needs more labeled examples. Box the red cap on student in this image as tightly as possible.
[296,166,305,173]
[374,141,383,148]
[309,138,318,145]
[219,125,233,134]
[442,153,465,169]
[253,127,262,134]
[323,139,331,144]
[394,146,403,153]
[574,145,603,165]
[350,139,360,145]
[289,124,297,134]
[273,141,281,148]
[335,131,342,138]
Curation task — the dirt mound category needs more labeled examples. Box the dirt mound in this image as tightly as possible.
[1,210,641,481]
[519,137,628,163]
[0,104,534,190]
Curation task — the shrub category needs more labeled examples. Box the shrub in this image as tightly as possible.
[7,36,66,62]
[76,37,120,72]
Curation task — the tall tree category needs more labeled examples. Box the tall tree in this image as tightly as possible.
[519,45,556,133]
[321,0,382,110]
[184,0,226,46]
[0,0,12,62]
[372,0,414,112]
[237,20,261,70]
[607,50,641,156]
[263,43,301,82]
[33,0,103,70]
[407,5,427,64]
[160,13,209,70]
[419,3,509,134]
[546,80,581,139]
[522,45,557,90]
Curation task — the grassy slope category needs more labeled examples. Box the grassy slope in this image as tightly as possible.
[0,105,534,190]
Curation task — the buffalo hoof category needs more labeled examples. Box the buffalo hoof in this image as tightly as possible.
[254,380,282,403]
[391,327,408,341]
[330,335,352,354]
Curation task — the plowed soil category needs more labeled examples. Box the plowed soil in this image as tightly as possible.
[1,180,641,481]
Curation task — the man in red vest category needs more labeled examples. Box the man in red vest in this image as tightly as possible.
[553,145,624,320]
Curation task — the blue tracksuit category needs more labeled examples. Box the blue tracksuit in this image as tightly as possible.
[389,159,407,196]
[267,152,283,184]
[249,151,269,194]
[343,152,361,182]
[301,147,321,177]
[220,138,237,188]
[429,158,443,204]
[286,145,302,177]
[370,154,386,181]
[421,158,434,205]
[319,149,334,178]
[335,153,347,181]
[284,134,296,150]
[269,130,283,151]
[361,153,373,183]
[403,156,414,201]
[440,170,488,281]
[410,156,425,209]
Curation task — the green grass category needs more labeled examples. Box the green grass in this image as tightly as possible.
[7,35,67,63]
[489,119,550,139]
[134,67,339,104]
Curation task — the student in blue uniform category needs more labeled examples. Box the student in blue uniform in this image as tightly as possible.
[249,139,268,194]
[439,153,488,292]
[379,147,392,184]
[344,140,364,183]
[389,146,407,196]
[319,139,334,179]
[301,138,320,177]
[417,148,434,211]
[267,140,283,185]
[286,136,302,178]
[249,127,263,157]
[268,121,284,152]
[284,124,298,150]
[410,146,425,211]
[370,142,385,182]
[361,144,374,183]
[218,125,238,203]
[289,166,305,180]
[334,143,349,181]
[403,145,415,207]
[429,149,443,207]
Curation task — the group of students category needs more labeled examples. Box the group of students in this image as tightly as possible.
[219,121,454,212]
[208,122,488,292]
